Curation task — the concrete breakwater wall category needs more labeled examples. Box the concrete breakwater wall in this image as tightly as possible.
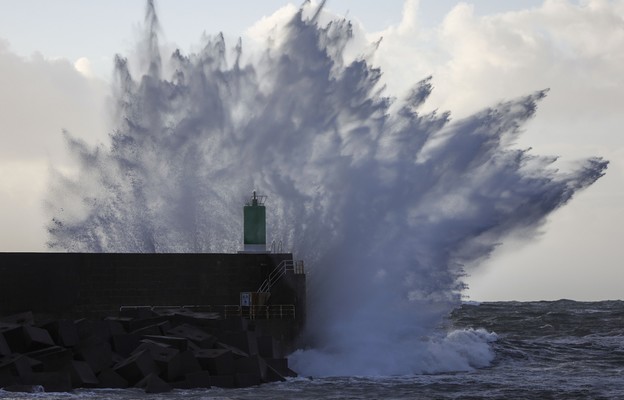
[0,309,297,393]
[0,252,306,392]
[0,253,305,321]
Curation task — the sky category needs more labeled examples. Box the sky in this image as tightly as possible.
[0,0,622,301]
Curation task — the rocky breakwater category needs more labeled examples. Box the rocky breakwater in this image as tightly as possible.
[0,309,296,394]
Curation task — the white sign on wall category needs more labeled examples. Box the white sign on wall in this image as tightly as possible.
[240,292,252,307]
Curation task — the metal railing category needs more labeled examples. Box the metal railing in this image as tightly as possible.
[224,304,295,320]
[270,240,284,253]
[119,304,296,320]
[257,259,304,293]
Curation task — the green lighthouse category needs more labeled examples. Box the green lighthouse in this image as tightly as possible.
[243,191,266,252]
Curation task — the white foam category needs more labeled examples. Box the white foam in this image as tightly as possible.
[290,328,497,377]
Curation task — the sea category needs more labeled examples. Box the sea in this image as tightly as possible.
[1,300,622,400]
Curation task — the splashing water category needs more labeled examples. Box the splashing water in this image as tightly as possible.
[46,1,607,376]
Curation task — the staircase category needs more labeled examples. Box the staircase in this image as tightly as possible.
[257,259,304,293]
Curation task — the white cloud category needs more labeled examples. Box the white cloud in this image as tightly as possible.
[0,42,109,251]
[371,0,624,119]
[396,0,420,34]
[245,3,299,48]
[0,160,48,251]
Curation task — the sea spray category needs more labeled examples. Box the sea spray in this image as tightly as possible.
[46,1,607,376]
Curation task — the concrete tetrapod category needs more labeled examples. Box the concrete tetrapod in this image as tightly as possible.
[0,309,297,393]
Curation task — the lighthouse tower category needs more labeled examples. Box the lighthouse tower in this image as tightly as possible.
[243,191,267,252]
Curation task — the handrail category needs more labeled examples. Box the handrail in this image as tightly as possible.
[257,259,305,293]
[120,304,296,320]
[257,259,291,293]
[226,304,296,320]
[269,240,285,253]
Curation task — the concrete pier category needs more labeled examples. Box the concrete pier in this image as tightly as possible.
[0,252,306,392]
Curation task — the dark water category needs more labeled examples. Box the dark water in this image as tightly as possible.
[2,300,622,399]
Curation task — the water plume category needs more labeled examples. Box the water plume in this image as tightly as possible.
[46,1,607,376]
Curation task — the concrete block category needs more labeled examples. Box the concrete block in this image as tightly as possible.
[166,324,217,348]
[0,354,33,382]
[41,320,79,348]
[137,339,171,350]
[105,319,126,336]
[235,372,262,387]
[0,312,34,326]
[216,341,249,358]
[75,342,112,374]
[151,307,181,318]
[141,335,188,351]
[73,318,90,342]
[178,350,202,375]
[0,365,17,387]
[157,320,172,335]
[264,358,297,378]
[26,346,73,372]
[113,349,159,385]
[119,307,156,320]
[263,357,287,371]
[194,349,235,375]
[22,326,55,350]
[134,342,181,382]
[257,335,282,358]
[220,330,258,356]
[75,319,111,346]
[135,372,172,394]
[235,355,267,381]
[104,317,133,332]
[24,355,43,372]
[28,371,72,392]
[131,324,162,336]
[68,360,98,388]
[209,374,235,388]
[128,316,170,332]
[0,324,27,352]
[96,368,128,389]
[265,363,287,383]
[187,340,201,352]
[162,353,183,382]
[111,352,125,365]
[0,331,11,355]
[112,333,141,357]
[172,310,221,328]
[184,370,211,388]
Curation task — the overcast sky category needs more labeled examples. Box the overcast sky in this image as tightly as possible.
[0,0,622,301]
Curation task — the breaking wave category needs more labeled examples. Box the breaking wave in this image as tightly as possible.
[46,1,607,376]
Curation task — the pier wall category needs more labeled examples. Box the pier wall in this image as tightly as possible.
[0,253,304,322]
